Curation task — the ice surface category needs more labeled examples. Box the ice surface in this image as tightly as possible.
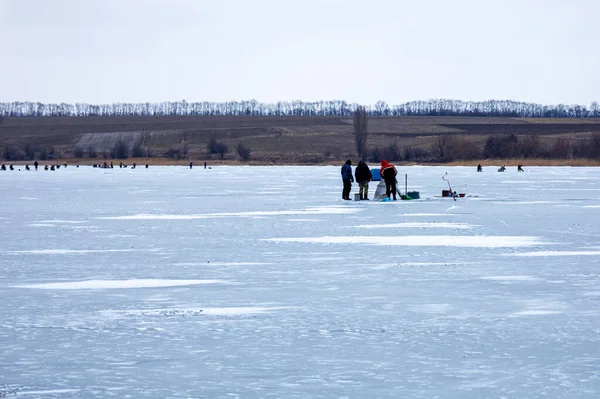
[1,165,600,398]
[14,279,225,290]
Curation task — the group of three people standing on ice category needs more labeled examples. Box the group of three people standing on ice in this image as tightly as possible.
[341,159,398,201]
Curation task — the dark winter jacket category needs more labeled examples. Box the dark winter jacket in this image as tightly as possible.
[380,160,397,181]
[354,161,371,183]
[341,161,353,181]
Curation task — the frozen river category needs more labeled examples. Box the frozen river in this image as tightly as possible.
[1,165,600,398]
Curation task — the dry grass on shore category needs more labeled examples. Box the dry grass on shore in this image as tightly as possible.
[440,159,600,167]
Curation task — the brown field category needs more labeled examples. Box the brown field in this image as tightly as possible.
[1,116,600,164]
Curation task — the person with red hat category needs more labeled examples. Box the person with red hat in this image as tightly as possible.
[380,159,398,200]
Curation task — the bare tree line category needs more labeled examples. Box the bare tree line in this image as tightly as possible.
[1,99,599,118]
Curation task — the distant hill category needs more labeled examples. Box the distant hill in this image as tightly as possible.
[1,116,600,163]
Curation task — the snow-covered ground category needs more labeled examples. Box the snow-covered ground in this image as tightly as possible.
[1,165,600,398]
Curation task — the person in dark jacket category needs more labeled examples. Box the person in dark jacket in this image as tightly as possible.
[354,160,371,200]
[380,159,398,200]
[477,164,482,172]
[341,160,354,200]
[34,161,39,171]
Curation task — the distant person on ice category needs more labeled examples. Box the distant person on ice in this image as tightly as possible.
[498,165,506,172]
[34,161,39,171]
[189,162,193,169]
[354,160,371,200]
[477,164,482,172]
[518,164,524,172]
[380,159,398,200]
[341,160,354,200]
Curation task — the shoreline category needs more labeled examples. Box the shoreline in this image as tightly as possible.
[2,158,599,167]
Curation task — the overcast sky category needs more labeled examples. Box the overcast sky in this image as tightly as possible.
[1,0,598,105]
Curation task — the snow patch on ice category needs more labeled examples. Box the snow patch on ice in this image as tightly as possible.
[493,201,556,205]
[511,300,566,317]
[16,389,81,395]
[583,205,600,208]
[583,292,600,297]
[409,303,453,314]
[481,275,537,281]
[266,235,545,248]
[371,261,468,270]
[6,249,155,255]
[38,220,87,224]
[13,279,225,290]
[400,262,474,267]
[202,307,285,316]
[174,262,272,266]
[546,180,578,183]
[506,250,600,257]
[398,213,458,217]
[356,222,475,229]
[513,310,563,316]
[98,206,360,220]
[103,306,283,317]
